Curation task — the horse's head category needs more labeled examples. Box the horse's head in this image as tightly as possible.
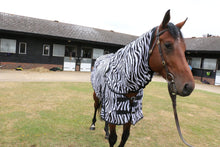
[149,10,195,96]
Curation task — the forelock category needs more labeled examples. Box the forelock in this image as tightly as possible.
[167,23,183,39]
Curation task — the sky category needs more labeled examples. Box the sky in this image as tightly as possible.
[0,0,219,38]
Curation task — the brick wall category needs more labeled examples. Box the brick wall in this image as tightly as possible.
[194,76,215,85]
[0,62,63,70]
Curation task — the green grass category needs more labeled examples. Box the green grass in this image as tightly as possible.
[0,82,219,147]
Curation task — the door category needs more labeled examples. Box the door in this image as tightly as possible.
[63,46,77,71]
[63,57,76,71]
[80,58,91,72]
[80,47,92,72]
[215,70,220,85]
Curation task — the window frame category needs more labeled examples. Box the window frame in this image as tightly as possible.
[19,42,27,54]
[202,58,217,70]
[43,44,50,56]
[0,39,17,53]
[53,44,65,57]
[191,57,201,69]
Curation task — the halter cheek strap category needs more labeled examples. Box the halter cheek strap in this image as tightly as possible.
[149,27,176,88]
[155,28,177,96]
[149,27,193,147]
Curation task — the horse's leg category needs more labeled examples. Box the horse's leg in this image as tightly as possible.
[104,121,109,139]
[118,122,131,147]
[109,124,117,147]
[90,91,100,130]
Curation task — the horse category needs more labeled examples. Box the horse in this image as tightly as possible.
[90,10,195,147]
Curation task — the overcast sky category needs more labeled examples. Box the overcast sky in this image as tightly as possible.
[0,0,219,38]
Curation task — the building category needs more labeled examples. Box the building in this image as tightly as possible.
[0,12,220,85]
[185,37,220,85]
[0,12,137,71]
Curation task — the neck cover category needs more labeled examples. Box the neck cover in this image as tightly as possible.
[105,29,154,94]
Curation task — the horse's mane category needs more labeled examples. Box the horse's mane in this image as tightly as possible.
[149,27,157,49]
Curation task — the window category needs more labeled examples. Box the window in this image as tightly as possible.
[53,44,65,57]
[203,58,217,70]
[191,57,201,69]
[81,47,92,58]
[43,44,50,56]
[65,46,77,57]
[92,48,104,59]
[0,39,16,53]
[19,42,27,54]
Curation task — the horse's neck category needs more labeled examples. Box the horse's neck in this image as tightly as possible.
[126,31,152,67]
[116,30,153,78]
[105,30,154,94]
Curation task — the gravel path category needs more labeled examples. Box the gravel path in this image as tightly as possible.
[0,70,220,94]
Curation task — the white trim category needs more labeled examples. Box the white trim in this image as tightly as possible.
[215,70,220,85]
[43,44,50,56]
[19,42,27,54]
[202,58,217,70]
[191,57,201,69]
[0,39,16,53]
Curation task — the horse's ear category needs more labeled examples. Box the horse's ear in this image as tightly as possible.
[176,18,188,29]
[160,9,171,29]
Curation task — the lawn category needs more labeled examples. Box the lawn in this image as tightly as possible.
[0,82,219,147]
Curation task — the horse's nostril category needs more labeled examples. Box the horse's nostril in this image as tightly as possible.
[184,83,189,90]
[182,83,193,96]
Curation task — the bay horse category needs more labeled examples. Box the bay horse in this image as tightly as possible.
[90,10,195,147]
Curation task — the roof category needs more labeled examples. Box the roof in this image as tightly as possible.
[185,37,220,52]
[0,12,137,46]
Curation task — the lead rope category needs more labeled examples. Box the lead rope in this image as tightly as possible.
[168,79,193,147]
[153,27,193,147]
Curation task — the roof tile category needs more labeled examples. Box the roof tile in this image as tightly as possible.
[185,37,220,51]
[0,12,137,46]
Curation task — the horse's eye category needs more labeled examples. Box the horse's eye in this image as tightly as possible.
[164,42,173,49]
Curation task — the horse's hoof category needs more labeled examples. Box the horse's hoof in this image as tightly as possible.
[90,124,95,130]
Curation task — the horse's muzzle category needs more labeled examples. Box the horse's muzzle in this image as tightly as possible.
[179,82,194,96]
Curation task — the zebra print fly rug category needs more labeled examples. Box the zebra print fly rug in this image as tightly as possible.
[91,29,154,125]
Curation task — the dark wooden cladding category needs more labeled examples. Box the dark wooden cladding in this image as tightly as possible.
[0,31,121,69]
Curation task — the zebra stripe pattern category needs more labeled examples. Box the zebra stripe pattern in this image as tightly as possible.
[91,28,154,125]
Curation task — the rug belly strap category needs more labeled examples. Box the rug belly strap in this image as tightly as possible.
[100,88,144,125]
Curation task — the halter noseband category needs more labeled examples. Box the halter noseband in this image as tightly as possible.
[149,27,177,96]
